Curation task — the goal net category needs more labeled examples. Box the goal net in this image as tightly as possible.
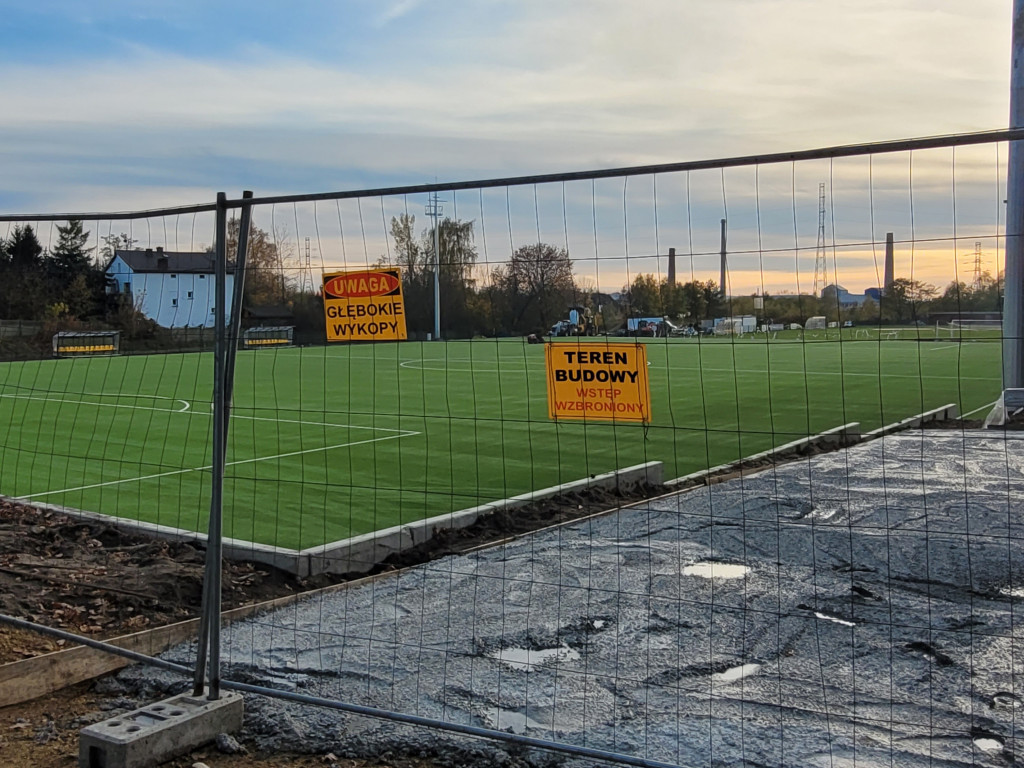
[941,318,1002,339]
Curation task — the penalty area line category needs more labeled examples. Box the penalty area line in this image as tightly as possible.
[0,391,406,433]
[15,430,421,501]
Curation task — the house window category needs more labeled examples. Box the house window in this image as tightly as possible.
[171,298,178,307]
[187,291,193,300]
[199,274,206,279]
[170,274,177,279]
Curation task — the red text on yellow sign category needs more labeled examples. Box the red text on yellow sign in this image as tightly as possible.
[322,268,407,342]
[545,342,651,423]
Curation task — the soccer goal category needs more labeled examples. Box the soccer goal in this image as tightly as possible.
[242,326,295,349]
[939,318,1002,340]
[52,330,121,357]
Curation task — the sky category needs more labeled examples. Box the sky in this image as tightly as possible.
[0,0,1014,294]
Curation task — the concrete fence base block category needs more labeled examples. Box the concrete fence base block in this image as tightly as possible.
[79,689,243,768]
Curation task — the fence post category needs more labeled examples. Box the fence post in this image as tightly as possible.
[193,192,229,699]
[224,191,253,432]
[1005,0,1024,392]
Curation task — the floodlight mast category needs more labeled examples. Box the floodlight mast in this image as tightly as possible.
[425,193,444,340]
[1006,0,1024,392]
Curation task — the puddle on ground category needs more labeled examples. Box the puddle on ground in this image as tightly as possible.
[991,691,1022,709]
[487,643,581,672]
[710,662,762,685]
[485,707,551,734]
[682,562,750,579]
[814,611,856,627]
[808,505,843,521]
[974,737,1003,752]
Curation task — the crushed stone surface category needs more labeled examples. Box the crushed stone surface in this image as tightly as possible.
[118,431,1024,767]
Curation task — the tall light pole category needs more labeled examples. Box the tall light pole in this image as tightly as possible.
[993,0,1024,425]
[425,193,444,341]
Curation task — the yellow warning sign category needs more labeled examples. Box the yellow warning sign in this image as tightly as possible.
[322,268,407,342]
[545,342,651,423]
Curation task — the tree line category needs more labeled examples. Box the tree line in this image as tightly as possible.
[383,214,742,337]
[0,222,107,322]
[0,217,1004,339]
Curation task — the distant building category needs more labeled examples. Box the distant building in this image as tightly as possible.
[105,248,235,328]
[822,284,868,308]
[244,304,294,327]
[713,315,757,334]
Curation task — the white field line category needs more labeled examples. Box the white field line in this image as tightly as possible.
[0,390,408,432]
[15,430,420,501]
[226,412,410,433]
[961,400,999,419]
[397,357,1002,382]
[0,392,191,413]
[2,389,419,499]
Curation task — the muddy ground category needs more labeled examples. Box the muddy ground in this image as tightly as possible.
[0,483,660,767]
[0,420,991,766]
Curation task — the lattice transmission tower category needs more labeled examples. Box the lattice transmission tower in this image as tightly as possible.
[300,236,315,294]
[813,183,828,297]
[963,241,984,289]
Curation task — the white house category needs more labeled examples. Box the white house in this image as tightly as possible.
[106,248,235,328]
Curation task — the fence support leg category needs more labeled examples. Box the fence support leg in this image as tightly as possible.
[194,192,229,699]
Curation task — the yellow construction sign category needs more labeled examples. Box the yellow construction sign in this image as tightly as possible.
[545,342,651,423]
[322,268,407,342]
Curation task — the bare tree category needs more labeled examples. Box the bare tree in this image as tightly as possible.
[493,243,577,333]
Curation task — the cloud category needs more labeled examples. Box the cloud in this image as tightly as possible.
[374,0,424,26]
[0,0,1012,295]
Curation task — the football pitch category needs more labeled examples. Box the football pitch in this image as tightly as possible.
[0,332,1002,551]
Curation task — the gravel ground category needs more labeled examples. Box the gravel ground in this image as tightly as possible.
[121,429,1024,767]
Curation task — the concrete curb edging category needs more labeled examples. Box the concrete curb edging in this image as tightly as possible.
[4,461,662,579]
[300,461,662,577]
[6,404,958,578]
[664,422,861,489]
[664,403,959,489]
[861,403,959,439]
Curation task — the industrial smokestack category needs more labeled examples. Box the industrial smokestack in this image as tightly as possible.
[667,247,676,286]
[884,232,895,292]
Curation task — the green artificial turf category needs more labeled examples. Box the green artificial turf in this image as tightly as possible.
[0,331,1001,550]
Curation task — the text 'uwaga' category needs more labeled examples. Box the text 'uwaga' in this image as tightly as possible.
[322,268,408,342]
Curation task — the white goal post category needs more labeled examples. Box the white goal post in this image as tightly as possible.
[939,318,1003,338]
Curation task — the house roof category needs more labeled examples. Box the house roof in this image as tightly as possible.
[245,304,293,319]
[111,249,235,274]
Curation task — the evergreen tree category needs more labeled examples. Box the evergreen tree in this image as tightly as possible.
[51,220,92,275]
[0,225,47,319]
[50,220,103,318]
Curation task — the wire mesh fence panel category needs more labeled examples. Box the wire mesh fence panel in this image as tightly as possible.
[1,131,1023,765]
[0,211,226,673]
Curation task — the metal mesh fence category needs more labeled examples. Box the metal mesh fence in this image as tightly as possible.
[1,130,1023,766]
